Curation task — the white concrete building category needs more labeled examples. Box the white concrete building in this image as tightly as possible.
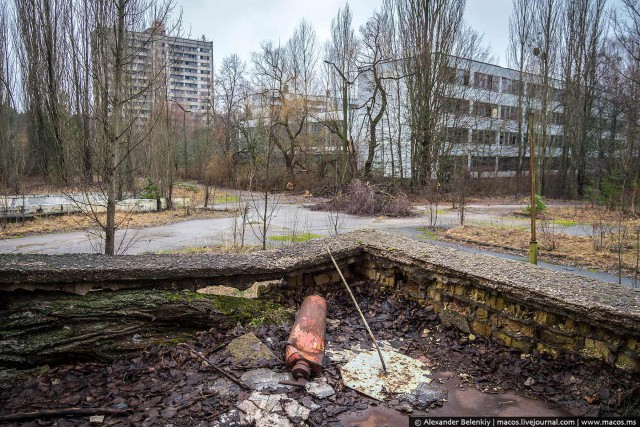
[356,57,564,178]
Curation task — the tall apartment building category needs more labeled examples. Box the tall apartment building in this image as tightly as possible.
[166,35,214,117]
[94,23,213,124]
[356,57,564,178]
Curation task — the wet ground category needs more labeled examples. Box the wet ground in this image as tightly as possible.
[1,200,637,287]
[1,281,637,426]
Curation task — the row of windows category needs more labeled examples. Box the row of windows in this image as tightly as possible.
[444,128,564,145]
[170,75,210,82]
[170,44,211,54]
[445,67,563,100]
[443,98,563,123]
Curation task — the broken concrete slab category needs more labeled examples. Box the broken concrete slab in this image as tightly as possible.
[206,378,240,395]
[304,377,335,399]
[239,368,293,392]
[226,332,276,364]
[236,391,310,427]
[340,348,444,402]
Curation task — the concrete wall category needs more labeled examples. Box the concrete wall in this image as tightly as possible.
[0,194,189,218]
[1,230,638,371]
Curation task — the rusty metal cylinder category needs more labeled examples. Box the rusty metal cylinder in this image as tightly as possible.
[285,295,327,380]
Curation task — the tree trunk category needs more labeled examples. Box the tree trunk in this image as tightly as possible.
[0,289,290,368]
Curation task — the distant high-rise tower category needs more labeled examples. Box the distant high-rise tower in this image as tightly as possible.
[93,23,213,124]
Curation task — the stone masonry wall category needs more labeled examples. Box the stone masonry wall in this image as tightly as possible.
[351,254,640,372]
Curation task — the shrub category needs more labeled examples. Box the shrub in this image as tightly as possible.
[310,179,414,217]
[140,179,160,200]
[523,194,547,214]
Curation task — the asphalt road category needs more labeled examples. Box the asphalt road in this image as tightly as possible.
[0,201,636,288]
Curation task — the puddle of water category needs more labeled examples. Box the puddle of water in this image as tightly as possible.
[338,405,409,427]
[429,371,570,417]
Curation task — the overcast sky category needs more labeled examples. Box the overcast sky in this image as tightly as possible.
[176,0,513,67]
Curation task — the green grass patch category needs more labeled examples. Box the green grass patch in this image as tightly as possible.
[552,219,578,227]
[216,195,240,204]
[268,232,323,243]
[417,227,436,239]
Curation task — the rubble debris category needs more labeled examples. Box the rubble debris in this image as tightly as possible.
[285,295,327,380]
[226,332,276,365]
[180,343,250,390]
[240,368,293,392]
[89,414,105,424]
[340,347,445,402]
[305,377,336,399]
[1,280,636,426]
[237,391,309,426]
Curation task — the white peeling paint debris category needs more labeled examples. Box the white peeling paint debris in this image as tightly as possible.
[340,348,433,401]
[239,368,292,392]
[237,391,310,427]
[304,377,336,399]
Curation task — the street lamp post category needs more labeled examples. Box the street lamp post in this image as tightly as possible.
[527,110,538,264]
[527,46,548,265]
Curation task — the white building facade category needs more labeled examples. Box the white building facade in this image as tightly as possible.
[355,57,564,179]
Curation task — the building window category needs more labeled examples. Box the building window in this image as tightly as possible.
[471,156,496,172]
[472,129,496,144]
[499,131,518,145]
[474,72,499,91]
[445,67,470,86]
[498,157,520,171]
[501,78,522,95]
[473,102,498,118]
[444,127,469,144]
[500,105,520,121]
[443,97,470,115]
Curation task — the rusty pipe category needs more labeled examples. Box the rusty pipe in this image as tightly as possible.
[285,295,327,380]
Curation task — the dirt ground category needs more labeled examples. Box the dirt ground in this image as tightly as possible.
[0,283,637,426]
[0,208,235,240]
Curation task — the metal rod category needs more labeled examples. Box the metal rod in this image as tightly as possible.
[179,343,250,390]
[326,243,387,373]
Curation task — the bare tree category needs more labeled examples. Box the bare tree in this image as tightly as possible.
[14,0,71,181]
[559,0,607,198]
[359,8,394,178]
[252,21,318,188]
[507,0,534,196]
[396,0,467,186]
[0,2,25,200]
[324,4,359,182]
[89,0,179,254]
[216,53,248,184]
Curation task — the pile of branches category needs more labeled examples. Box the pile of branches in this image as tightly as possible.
[311,179,414,217]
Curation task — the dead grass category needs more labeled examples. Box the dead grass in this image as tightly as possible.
[0,208,235,239]
[543,205,639,224]
[442,225,640,277]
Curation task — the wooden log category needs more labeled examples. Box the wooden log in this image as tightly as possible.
[0,289,291,368]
